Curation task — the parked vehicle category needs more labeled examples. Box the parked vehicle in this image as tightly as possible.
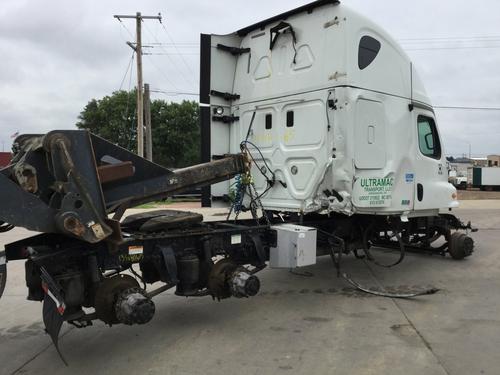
[449,170,468,190]
[0,0,475,361]
[470,167,500,190]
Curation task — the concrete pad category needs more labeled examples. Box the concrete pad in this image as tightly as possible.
[0,205,498,374]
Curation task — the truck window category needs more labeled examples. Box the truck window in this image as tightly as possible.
[358,36,381,70]
[265,114,272,129]
[417,115,441,159]
[286,111,294,127]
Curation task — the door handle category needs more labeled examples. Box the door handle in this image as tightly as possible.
[417,183,424,202]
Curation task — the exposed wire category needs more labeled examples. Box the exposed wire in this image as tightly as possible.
[119,51,135,91]
[244,112,256,142]
[240,140,276,183]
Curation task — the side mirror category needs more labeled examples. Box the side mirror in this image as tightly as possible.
[424,133,434,150]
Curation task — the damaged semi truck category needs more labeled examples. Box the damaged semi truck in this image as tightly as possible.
[0,0,475,360]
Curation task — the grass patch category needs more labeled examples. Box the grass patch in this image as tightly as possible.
[136,198,200,209]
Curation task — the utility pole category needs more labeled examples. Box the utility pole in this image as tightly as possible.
[144,83,153,161]
[114,12,161,157]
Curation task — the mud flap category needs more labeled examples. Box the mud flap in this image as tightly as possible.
[0,251,6,299]
[43,295,68,366]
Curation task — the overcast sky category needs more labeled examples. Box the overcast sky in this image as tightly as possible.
[1,0,499,157]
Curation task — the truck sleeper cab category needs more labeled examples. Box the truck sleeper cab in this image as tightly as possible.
[201,0,457,218]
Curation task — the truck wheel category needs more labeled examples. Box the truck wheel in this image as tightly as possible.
[448,232,474,260]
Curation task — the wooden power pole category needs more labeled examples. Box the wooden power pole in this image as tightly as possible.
[144,83,153,161]
[114,12,161,157]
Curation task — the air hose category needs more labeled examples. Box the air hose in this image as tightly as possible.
[319,229,439,299]
[341,272,440,298]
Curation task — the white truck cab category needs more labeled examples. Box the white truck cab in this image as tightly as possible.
[200,0,458,218]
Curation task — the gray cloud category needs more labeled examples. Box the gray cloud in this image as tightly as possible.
[0,0,499,157]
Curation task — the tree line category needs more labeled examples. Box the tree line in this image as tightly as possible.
[76,90,200,168]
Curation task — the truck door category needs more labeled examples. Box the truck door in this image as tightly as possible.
[354,99,386,169]
[200,33,242,204]
[413,110,446,210]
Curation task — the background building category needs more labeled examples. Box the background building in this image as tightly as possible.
[487,155,500,167]
[0,153,11,168]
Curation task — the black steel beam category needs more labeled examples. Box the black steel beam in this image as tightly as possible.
[237,0,340,37]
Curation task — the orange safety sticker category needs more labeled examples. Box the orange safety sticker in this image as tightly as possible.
[128,246,144,255]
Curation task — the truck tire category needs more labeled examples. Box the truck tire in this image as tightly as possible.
[448,232,474,260]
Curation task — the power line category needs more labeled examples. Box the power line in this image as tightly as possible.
[116,18,135,40]
[142,43,199,48]
[124,53,136,150]
[435,106,500,111]
[119,51,135,91]
[143,22,198,90]
[151,89,199,97]
[143,53,180,91]
[403,40,500,46]
[405,45,500,51]
[159,22,197,78]
[114,12,162,158]
[399,35,500,42]
[144,52,200,56]
[398,35,500,51]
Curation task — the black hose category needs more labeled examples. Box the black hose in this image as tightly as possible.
[341,272,440,298]
[129,265,147,291]
[0,221,14,233]
[321,228,438,299]
[362,223,405,268]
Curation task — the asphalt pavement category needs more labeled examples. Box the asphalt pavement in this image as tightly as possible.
[0,203,499,375]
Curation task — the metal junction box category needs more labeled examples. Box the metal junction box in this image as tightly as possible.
[269,224,317,268]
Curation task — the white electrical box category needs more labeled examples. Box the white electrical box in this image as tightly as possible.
[269,224,317,268]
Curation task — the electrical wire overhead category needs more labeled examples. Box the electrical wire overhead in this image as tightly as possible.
[435,106,500,111]
[143,22,198,90]
[406,45,500,51]
[159,21,197,78]
[119,51,136,91]
[151,88,199,97]
[116,18,135,40]
[399,35,500,42]
[143,53,181,92]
